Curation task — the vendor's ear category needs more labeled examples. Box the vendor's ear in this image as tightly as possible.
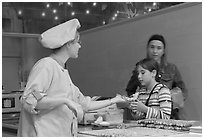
[152,70,157,78]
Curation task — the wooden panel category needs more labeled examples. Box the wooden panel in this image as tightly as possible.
[2,36,22,57]
[2,58,21,92]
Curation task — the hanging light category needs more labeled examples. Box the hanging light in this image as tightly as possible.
[53,9,57,14]
[46,3,50,8]
[71,11,75,16]
[54,16,58,20]
[18,10,22,15]
[67,2,73,7]
[41,12,46,17]
[86,10,90,14]
[93,2,96,6]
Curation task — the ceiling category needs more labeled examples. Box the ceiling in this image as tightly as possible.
[2,2,184,32]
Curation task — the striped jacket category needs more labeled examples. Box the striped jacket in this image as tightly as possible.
[131,83,172,120]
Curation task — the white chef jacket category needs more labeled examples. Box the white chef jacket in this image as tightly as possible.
[17,57,91,137]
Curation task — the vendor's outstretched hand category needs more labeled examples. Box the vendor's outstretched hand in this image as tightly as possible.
[111,94,126,104]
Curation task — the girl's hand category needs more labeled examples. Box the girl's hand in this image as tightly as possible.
[129,100,137,110]
[129,100,148,113]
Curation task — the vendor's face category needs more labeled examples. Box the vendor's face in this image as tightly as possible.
[137,65,155,87]
[147,40,165,63]
[67,34,81,58]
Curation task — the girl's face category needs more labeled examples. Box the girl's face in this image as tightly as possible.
[66,33,81,58]
[147,40,165,63]
[137,65,156,87]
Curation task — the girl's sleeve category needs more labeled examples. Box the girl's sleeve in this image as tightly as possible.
[21,60,53,114]
[146,88,172,119]
[73,85,91,112]
[131,110,145,120]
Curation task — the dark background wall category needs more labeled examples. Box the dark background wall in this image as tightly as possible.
[70,3,202,120]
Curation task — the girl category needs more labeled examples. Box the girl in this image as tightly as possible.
[129,58,172,120]
[126,34,187,119]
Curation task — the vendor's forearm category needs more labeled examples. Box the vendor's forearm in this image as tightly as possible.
[87,99,113,111]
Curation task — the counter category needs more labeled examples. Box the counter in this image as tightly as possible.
[78,126,202,137]
[78,120,202,137]
[2,124,94,137]
[2,121,202,137]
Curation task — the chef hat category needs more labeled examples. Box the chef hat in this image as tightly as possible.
[39,18,81,49]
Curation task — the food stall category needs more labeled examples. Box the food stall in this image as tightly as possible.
[2,2,202,137]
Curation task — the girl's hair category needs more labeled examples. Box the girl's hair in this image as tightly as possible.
[136,58,160,81]
[146,34,168,67]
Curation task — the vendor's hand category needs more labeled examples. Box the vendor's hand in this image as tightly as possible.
[111,94,126,104]
[129,100,148,113]
[66,100,84,122]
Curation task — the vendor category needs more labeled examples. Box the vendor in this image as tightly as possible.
[17,18,125,137]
